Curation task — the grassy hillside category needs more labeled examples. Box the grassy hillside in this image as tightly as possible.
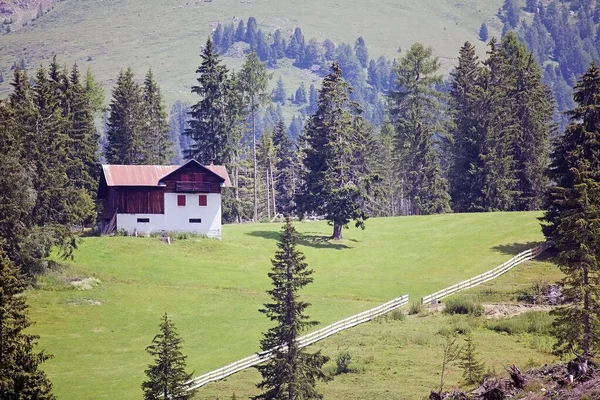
[0,0,504,106]
[25,212,557,399]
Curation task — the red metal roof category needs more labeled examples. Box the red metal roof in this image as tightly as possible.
[101,163,232,187]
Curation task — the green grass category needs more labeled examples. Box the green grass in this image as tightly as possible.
[27,212,554,399]
[0,0,504,106]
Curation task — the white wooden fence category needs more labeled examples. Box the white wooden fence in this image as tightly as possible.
[421,243,550,304]
[186,294,409,391]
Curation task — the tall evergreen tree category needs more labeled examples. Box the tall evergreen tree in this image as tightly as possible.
[541,62,600,356]
[388,43,451,215]
[185,38,235,165]
[449,42,483,212]
[239,52,271,222]
[142,68,172,164]
[354,36,369,68]
[273,120,296,216]
[294,82,307,104]
[296,63,368,239]
[500,32,554,210]
[105,68,145,164]
[142,313,195,399]
[0,246,55,399]
[272,76,286,105]
[253,220,329,400]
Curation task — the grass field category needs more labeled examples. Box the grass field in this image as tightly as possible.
[24,212,563,399]
[0,0,504,106]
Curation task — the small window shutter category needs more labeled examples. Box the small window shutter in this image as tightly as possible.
[177,195,186,206]
[199,195,207,206]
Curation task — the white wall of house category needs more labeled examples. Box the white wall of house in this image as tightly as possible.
[116,193,222,238]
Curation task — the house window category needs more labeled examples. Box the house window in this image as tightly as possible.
[137,218,150,223]
[189,218,202,223]
[177,195,186,206]
[198,195,207,206]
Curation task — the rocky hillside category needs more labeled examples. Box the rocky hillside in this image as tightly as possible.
[0,0,58,33]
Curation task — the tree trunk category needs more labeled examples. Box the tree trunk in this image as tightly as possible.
[252,106,258,222]
[583,264,590,355]
[332,222,343,240]
[266,168,271,220]
[270,160,277,218]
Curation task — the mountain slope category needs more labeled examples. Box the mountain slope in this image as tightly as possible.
[0,0,504,105]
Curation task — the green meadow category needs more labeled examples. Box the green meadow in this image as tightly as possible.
[24,212,564,399]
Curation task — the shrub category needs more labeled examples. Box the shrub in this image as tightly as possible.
[335,351,352,375]
[444,297,484,316]
[485,311,553,335]
[115,228,128,236]
[516,280,546,304]
[390,310,405,321]
[408,301,423,315]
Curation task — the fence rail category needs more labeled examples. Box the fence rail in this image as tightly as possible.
[186,294,409,391]
[421,243,549,304]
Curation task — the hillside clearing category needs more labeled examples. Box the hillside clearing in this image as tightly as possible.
[29,212,554,399]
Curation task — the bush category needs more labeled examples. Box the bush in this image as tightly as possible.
[390,310,405,321]
[335,351,352,375]
[115,228,128,236]
[444,297,484,316]
[485,311,553,335]
[408,301,423,315]
[516,280,546,304]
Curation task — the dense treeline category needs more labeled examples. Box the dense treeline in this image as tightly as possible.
[501,0,600,128]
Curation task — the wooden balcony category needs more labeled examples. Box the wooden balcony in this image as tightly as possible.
[175,181,211,192]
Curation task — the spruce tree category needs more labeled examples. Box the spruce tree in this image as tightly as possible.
[294,82,307,105]
[105,68,145,164]
[458,332,485,385]
[273,119,296,216]
[500,32,554,211]
[239,52,271,222]
[296,63,368,239]
[388,43,451,215]
[449,42,483,212]
[142,313,195,400]
[185,37,235,165]
[541,62,600,356]
[0,246,55,399]
[142,68,172,164]
[272,76,286,105]
[254,219,329,400]
[354,36,369,68]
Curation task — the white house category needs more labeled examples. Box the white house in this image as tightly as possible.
[97,160,232,238]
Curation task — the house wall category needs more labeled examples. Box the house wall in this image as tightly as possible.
[116,193,222,238]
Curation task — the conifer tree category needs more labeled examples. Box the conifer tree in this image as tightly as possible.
[142,68,172,164]
[354,36,369,68]
[0,246,55,399]
[254,219,329,400]
[449,42,483,212]
[239,52,271,221]
[458,332,485,385]
[186,38,236,165]
[105,68,145,164]
[541,62,600,356]
[294,82,307,105]
[84,68,105,115]
[273,120,296,216]
[142,313,195,400]
[296,63,368,239]
[500,32,554,210]
[272,76,286,105]
[388,43,451,215]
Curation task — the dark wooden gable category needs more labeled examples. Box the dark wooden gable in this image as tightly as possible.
[159,160,224,194]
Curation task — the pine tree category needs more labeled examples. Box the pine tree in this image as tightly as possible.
[239,52,271,222]
[354,36,369,68]
[105,68,145,164]
[253,219,329,400]
[273,119,296,216]
[84,68,105,115]
[142,69,172,164]
[449,42,483,212]
[272,76,286,105]
[257,129,277,219]
[142,313,195,399]
[235,20,245,42]
[185,38,235,165]
[541,62,600,356]
[479,23,489,41]
[294,82,307,104]
[0,246,55,399]
[66,64,99,197]
[500,32,554,210]
[458,332,485,385]
[388,43,451,215]
[296,63,368,239]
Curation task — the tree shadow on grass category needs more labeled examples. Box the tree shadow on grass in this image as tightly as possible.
[492,241,556,260]
[247,231,351,250]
